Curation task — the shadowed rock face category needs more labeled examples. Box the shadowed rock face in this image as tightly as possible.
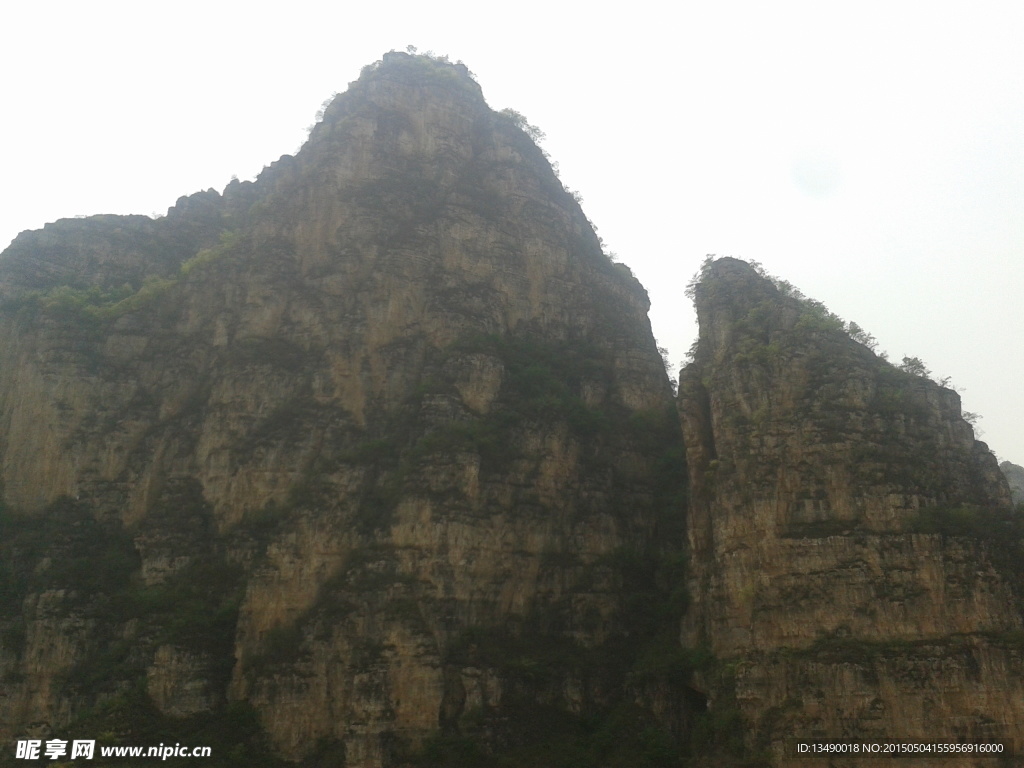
[0,53,687,765]
[679,257,1023,765]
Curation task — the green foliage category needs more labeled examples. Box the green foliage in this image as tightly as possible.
[36,283,134,314]
[871,380,906,414]
[986,629,1024,651]
[237,499,289,540]
[596,547,690,637]
[846,320,878,350]
[131,558,244,656]
[55,556,243,697]
[0,623,27,660]
[179,229,242,276]
[240,545,414,677]
[353,479,403,533]
[0,495,243,704]
[789,633,994,672]
[685,256,879,357]
[473,335,608,418]
[0,497,139,615]
[246,398,317,449]
[58,638,141,695]
[18,229,241,324]
[793,299,845,334]
[631,632,711,685]
[107,275,178,317]
[898,355,931,378]
[684,255,716,300]
[499,108,546,144]
[408,334,630,472]
[28,274,178,322]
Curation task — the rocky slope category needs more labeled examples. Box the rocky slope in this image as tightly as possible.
[679,257,1024,766]
[0,53,687,766]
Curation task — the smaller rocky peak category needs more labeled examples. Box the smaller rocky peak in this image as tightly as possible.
[681,255,1011,519]
[688,256,832,366]
[692,255,778,305]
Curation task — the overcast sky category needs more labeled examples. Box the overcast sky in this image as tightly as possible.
[3,1,1022,464]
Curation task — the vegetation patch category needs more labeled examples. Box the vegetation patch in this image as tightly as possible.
[0,497,139,620]
[12,229,243,326]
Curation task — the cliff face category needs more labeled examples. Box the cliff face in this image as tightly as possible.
[679,257,1024,766]
[0,53,687,766]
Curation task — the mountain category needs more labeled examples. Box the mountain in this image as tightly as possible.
[1,53,1021,768]
[0,52,687,767]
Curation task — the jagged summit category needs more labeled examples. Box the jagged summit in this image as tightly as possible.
[1,50,618,308]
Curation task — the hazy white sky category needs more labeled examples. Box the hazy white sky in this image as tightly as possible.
[3,1,1022,463]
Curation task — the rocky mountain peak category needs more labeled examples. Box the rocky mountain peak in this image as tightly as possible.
[679,256,1023,760]
[0,53,683,766]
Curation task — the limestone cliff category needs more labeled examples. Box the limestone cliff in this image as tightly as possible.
[0,53,688,767]
[679,257,1024,767]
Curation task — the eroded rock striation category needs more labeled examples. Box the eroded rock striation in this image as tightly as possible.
[679,257,1024,766]
[0,53,687,767]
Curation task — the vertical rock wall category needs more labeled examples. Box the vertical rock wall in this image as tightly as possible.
[0,53,687,766]
[679,257,1024,766]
